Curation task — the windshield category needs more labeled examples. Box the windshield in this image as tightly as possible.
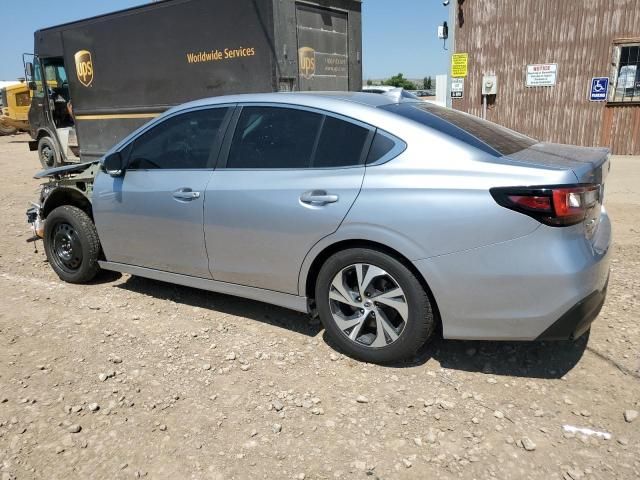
[381,103,537,156]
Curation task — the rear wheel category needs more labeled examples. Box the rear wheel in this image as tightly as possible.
[315,248,435,363]
[38,136,61,169]
[44,206,101,283]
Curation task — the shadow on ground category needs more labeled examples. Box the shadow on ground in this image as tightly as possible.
[112,273,588,378]
[319,331,588,380]
[405,333,588,379]
[115,274,318,338]
[88,269,123,285]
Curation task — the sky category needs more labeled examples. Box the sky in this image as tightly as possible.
[0,0,450,81]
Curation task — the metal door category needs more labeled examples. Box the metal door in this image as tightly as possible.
[203,105,372,294]
[296,4,349,91]
[204,168,365,294]
[93,170,214,278]
[93,106,233,278]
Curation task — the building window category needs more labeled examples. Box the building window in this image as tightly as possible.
[610,42,640,103]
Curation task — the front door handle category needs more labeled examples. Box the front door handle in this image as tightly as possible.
[172,188,201,201]
[300,190,339,206]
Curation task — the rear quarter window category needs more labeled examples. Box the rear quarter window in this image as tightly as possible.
[382,103,537,156]
[366,131,406,165]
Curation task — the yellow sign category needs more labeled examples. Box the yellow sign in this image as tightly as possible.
[74,50,94,87]
[298,47,316,80]
[451,53,468,78]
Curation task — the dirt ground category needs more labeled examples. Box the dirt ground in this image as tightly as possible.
[0,133,638,480]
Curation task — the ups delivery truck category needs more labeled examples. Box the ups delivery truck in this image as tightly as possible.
[24,0,362,168]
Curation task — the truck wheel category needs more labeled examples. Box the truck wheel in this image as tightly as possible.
[44,206,101,284]
[38,136,61,169]
[0,123,17,136]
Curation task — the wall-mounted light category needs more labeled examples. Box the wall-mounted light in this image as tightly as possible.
[438,21,449,50]
[438,21,449,40]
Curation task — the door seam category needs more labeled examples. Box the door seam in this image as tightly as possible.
[202,171,216,279]
[295,166,368,295]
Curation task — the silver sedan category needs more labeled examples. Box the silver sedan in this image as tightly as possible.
[31,92,612,363]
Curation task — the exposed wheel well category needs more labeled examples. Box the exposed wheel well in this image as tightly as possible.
[42,188,93,220]
[304,239,441,326]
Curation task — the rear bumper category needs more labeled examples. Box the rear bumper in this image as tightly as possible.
[536,275,608,340]
[413,208,612,341]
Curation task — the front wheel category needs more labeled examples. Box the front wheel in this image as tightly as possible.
[315,248,435,364]
[38,136,61,169]
[44,206,101,283]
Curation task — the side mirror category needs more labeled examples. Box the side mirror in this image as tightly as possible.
[25,62,34,78]
[102,152,124,177]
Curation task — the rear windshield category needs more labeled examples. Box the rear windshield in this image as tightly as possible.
[381,103,537,156]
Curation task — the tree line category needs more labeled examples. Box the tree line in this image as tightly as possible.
[366,73,433,90]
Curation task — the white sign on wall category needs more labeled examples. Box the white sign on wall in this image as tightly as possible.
[526,63,558,87]
[451,78,464,98]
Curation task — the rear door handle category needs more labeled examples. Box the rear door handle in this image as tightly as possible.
[300,190,339,205]
[172,188,201,201]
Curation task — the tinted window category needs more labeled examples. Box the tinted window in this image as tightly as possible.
[313,116,370,168]
[227,107,323,168]
[33,62,45,99]
[366,131,399,165]
[382,103,537,156]
[128,108,229,170]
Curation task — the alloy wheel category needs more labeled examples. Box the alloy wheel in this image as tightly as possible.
[328,263,408,348]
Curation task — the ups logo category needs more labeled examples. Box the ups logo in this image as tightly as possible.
[298,47,316,80]
[74,50,94,87]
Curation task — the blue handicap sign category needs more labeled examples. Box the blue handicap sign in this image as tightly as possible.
[589,77,609,101]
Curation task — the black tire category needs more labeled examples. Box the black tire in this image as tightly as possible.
[38,136,61,169]
[315,248,435,364]
[44,206,101,283]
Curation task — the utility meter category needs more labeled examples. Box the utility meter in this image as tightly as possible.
[482,75,497,95]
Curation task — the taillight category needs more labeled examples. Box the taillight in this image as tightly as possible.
[490,184,600,227]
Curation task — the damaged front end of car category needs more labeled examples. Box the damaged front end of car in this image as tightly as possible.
[26,161,100,244]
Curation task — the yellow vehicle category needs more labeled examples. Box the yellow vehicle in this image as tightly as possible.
[0,81,31,135]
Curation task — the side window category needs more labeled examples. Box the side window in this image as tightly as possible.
[366,131,402,165]
[227,107,323,169]
[128,108,229,170]
[33,62,45,99]
[313,116,370,168]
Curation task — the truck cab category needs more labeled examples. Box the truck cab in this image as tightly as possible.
[24,56,78,168]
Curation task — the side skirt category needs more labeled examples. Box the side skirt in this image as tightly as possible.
[98,261,310,314]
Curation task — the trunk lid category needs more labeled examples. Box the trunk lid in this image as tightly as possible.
[505,143,609,183]
[505,143,610,239]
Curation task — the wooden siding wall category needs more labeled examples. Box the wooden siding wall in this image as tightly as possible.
[453,0,640,154]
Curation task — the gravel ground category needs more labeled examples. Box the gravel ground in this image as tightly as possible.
[0,133,638,480]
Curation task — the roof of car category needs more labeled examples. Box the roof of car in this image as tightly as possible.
[173,91,415,113]
[297,91,407,106]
